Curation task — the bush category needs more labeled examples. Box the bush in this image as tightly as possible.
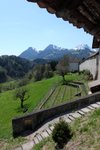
[52,119,72,148]
[0,68,7,83]
[43,70,53,78]
[18,78,29,87]
[33,70,43,81]
[80,69,93,80]
[2,83,16,91]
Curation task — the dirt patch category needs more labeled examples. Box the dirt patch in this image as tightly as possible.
[42,141,55,150]
[0,140,7,150]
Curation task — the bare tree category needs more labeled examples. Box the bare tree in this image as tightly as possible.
[15,88,29,109]
[56,55,69,84]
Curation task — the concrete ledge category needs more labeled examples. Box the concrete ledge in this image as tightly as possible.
[12,92,100,137]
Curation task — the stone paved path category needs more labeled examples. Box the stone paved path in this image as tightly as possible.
[15,102,100,150]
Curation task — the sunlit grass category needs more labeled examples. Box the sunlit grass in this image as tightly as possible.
[0,75,61,139]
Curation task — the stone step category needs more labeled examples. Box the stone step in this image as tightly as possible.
[36,134,43,141]
[62,115,72,123]
[77,110,85,115]
[41,130,49,138]
[91,103,100,108]
[88,105,95,110]
[33,136,39,144]
[46,127,52,135]
[49,125,54,131]
[68,115,75,121]
[22,141,34,150]
[70,112,81,119]
[81,107,91,113]
[96,102,100,105]
[54,117,60,123]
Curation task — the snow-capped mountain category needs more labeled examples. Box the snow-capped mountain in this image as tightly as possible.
[19,44,96,61]
[45,44,65,51]
[74,44,91,51]
[37,44,70,60]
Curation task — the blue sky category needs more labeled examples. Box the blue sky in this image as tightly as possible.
[0,0,93,56]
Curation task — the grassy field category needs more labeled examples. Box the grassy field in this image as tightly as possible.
[0,73,88,149]
[34,108,100,150]
[0,76,60,139]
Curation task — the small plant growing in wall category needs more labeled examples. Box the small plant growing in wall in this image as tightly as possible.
[52,119,73,149]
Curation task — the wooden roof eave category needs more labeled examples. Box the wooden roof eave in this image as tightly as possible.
[27,0,100,48]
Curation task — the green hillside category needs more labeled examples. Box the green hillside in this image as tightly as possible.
[0,76,60,139]
[0,55,32,82]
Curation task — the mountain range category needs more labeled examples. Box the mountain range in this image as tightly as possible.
[19,44,96,61]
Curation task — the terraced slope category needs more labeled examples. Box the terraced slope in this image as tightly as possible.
[39,83,86,109]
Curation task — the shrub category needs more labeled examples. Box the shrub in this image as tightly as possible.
[0,68,7,83]
[2,83,16,91]
[43,70,53,78]
[52,119,72,148]
[80,69,93,80]
[18,78,29,87]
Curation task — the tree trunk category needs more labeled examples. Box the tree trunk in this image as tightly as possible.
[62,75,65,84]
[21,99,24,108]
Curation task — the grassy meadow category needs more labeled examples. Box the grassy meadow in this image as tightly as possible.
[0,76,60,139]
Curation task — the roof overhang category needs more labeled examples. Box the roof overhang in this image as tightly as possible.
[27,0,100,48]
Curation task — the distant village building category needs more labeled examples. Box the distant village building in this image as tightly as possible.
[69,62,79,72]
[67,56,79,72]
[79,50,100,80]
[69,63,79,72]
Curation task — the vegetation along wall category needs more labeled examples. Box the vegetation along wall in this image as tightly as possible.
[12,92,100,137]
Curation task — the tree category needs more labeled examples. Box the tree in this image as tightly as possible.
[0,55,32,79]
[18,78,29,87]
[15,88,29,109]
[56,55,69,84]
[0,67,7,83]
[43,64,53,78]
[49,60,58,71]
[33,64,44,81]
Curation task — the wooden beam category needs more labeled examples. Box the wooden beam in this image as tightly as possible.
[92,36,100,48]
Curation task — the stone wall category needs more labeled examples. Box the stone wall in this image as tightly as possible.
[12,92,100,137]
